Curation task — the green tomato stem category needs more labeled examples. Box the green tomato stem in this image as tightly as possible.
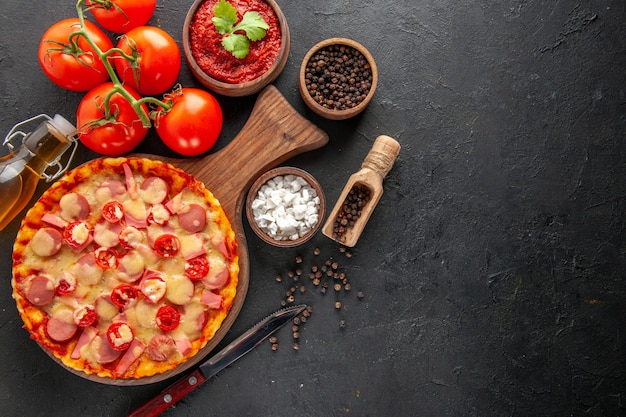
[74,0,169,128]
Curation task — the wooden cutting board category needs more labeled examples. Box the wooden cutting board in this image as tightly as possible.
[88,85,328,385]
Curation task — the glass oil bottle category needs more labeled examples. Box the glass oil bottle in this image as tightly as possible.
[0,114,78,231]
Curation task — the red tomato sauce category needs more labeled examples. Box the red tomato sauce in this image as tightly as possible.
[189,0,282,84]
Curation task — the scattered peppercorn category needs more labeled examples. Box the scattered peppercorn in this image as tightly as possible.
[304,44,373,111]
[271,247,366,352]
[269,336,279,352]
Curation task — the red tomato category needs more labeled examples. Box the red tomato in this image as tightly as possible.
[153,234,180,258]
[88,0,156,33]
[73,305,97,327]
[156,305,181,332]
[56,272,77,295]
[102,200,125,223]
[77,82,149,156]
[110,284,139,309]
[114,26,181,95]
[38,18,113,92]
[95,247,119,269]
[184,256,210,281]
[63,221,92,250]
[106,322,134,350]
[155,88,223,156]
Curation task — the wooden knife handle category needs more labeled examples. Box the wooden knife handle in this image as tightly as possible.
[127,369,207,417]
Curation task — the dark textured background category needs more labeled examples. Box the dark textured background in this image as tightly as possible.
[1,0,625,416]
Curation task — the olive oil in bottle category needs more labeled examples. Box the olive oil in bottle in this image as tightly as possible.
[0,114,77,231]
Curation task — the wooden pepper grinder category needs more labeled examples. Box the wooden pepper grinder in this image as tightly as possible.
[322,135,401,247]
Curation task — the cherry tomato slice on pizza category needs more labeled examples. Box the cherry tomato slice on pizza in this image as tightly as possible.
[56,272,77,295]
[74,305,97,327]
[102,200,124,223]
[111,284,139,309]
[153,234,180,258]
[184,256,210,281]
[64,221,92,250]
[106,322,134,351]
[95,247,118,269]
[156,305,180,331]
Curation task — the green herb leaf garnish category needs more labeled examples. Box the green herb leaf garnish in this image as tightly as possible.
[212,0,269,59]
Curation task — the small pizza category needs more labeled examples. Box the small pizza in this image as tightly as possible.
[11,157,239,379]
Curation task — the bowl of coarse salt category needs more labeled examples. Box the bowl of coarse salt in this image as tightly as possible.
[246,166,325,247]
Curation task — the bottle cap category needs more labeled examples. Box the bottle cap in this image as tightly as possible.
[51,114,77,138]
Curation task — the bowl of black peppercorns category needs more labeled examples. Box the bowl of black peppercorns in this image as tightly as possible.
[299,38,378,120]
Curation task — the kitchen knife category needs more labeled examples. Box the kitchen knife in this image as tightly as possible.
[127,304,307,417]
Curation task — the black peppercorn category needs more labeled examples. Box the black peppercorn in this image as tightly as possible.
[304,44,373,111]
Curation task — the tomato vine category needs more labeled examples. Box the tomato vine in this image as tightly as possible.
[73,0,170,128]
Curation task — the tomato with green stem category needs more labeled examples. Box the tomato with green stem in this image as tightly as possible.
[114,26,181,95]
[38,18,113,92]
[77,82,150,156]
[87,0,156,33]
[155,88,223,157]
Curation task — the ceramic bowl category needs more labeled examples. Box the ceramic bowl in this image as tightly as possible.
[298,37,378,120]
[246,167,325,247]
[183,0,290,97]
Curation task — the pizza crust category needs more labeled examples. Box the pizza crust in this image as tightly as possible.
[11,157,239,379]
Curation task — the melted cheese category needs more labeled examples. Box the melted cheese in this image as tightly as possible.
[123,198,148,220]
[71,223,90,245]
[164,274,194,305]
[31,228,60,257]
[139,177,168,204]
[94,222,119,248]
[134,300,158,329]
[119,251,145,278]
[59,193,83,220]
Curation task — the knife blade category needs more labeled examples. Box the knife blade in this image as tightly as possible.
[127,304,307,417]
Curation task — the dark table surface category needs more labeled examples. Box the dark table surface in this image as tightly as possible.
[1,0,625,416]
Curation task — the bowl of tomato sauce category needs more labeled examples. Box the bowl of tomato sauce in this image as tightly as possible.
[183,0,290,97]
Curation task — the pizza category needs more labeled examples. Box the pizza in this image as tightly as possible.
[11,157,239,379]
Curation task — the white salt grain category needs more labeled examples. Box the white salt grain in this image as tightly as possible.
[252,174,321,241]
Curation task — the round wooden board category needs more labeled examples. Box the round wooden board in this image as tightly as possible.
[38,86,328,385]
